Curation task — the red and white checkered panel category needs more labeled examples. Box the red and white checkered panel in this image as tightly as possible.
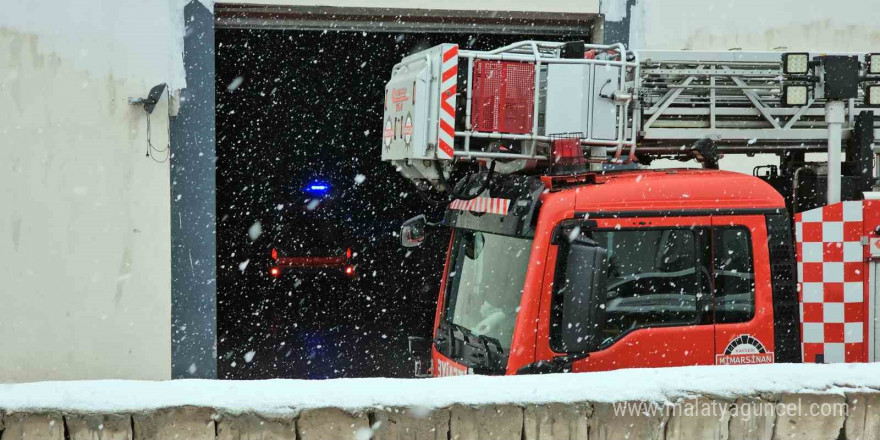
[794,201,866,363]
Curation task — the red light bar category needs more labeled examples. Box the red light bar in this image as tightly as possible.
[550,138,587,175]
[271,248,278,260]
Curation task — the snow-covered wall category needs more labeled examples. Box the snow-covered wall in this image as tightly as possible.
[0,0,190,381]
[0,364,878,439]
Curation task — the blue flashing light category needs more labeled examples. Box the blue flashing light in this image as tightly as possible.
[304,181,331,196]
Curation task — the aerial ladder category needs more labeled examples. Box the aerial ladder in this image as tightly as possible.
[382,41,880,210]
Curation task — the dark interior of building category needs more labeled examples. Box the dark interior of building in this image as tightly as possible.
[215,29,588,379]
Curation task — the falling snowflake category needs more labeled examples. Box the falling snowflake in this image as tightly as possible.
[227,76,244,91]
[248,221,262,241]
[244,351,256,363]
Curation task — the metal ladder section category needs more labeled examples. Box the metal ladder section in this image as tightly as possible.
[451,42,878,163]
[638,50,876,154]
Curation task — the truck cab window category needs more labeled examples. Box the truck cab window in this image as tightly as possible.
[551,224,758,354]
[596,229,707,342]
[551,227,711,352]
[713,228,755,323]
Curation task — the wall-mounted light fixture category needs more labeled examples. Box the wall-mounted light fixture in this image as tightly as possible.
[129,83,167,114]
[130,83,170,161]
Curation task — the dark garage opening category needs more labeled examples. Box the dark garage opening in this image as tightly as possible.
[216,28,589,379]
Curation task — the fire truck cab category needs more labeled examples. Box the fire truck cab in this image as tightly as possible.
[428,169,800,375]
[387,41,880,376]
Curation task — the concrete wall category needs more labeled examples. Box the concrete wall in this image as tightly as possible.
[0,1,187,381]
[628,0,880,51]
[215,0,599,14]
[1,392,876,440]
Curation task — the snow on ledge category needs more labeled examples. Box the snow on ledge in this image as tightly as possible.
[1,364,879,415]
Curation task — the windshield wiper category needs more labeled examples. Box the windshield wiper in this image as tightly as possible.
[474,333,506,372]
[437,321,507,374]
[433,321,459,357]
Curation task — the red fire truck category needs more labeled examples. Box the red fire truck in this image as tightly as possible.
[384,41,880,376]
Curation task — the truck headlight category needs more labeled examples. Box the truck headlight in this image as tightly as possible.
[782,84,809,106]
[783,53,810,74]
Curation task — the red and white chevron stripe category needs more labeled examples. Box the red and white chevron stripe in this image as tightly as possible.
[437,44,458,160]
[449,197,511,215]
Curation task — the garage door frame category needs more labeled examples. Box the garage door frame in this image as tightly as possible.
[216,4,601,37]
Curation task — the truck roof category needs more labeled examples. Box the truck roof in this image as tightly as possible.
[561,169,786,214]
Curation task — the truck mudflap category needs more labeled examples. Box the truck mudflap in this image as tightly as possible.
[443,173,545,238]
[794,199,880,363]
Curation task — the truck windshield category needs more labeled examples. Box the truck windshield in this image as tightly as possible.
[443,230,533,352]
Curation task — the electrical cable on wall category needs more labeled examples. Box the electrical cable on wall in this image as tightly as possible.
[144,95,170,163]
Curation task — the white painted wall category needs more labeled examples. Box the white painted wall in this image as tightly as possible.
[629,0,880,52]
[215,0,599,14]
[0,0,188,382]
[622,0,880,174]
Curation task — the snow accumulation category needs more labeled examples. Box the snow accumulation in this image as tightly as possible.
[1,364,879,415]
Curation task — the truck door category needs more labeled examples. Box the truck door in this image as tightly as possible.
[539,216,717,372]
[711,216,776,366]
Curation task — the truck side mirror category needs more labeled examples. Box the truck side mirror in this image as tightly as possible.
[408,335,432,377]
[400,215,427,248]
[559,243,609,353]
